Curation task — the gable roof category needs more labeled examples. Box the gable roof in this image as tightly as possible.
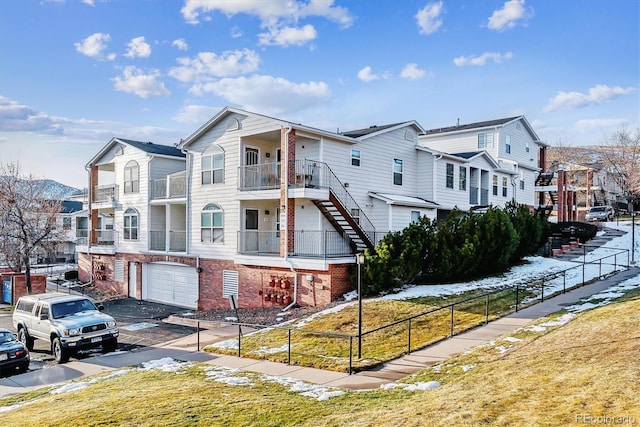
[368,192,439,209]
[422,116,546,145]
[341,123,407,138]
[117,139,185,158]
[87,137,185,167]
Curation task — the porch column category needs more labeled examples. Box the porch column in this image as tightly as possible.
[280,128,296,257]
[90,166,99,245]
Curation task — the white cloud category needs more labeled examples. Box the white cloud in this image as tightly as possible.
[0,96,60,133]
[453,51,513,67]
[188,75,331,116]
[181,0,353,26]
[574,118,629,132]
[231,27,243,39]
[125,36,152,58]
[169,49,261,84]
[74,33,115,60]
[258,24,318,47]
[173,104,223,123]
[357,66,381,83]
[112,66,170,98]
[172,39,188,51]
[543,84,637,112]
[487,0,533,32]
[415,1,444,35]
[400,63,427,80]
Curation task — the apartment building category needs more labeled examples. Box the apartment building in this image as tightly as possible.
[77,108,547,310]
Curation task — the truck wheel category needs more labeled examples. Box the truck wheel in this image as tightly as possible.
[52,337,70,363]
[18,328,35,351]
[102,339,117,353]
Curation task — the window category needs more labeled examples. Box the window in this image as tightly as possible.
[393,159,403,186]
[505,135,511,154]
[123,208,139,240]
[411,211,421,223]
[351,149,361,167]
[202,153,224,185]
[502,177,508,197]
[63,217,72,230]
[459,166,467,190]
[446,163,454,188]
[492,175,498,196]
[124,161,139,193]
[201,203,224,243]
[520,171,525,190]
[478,132,494,149]
[76,217,88,238]
[525,142,530,153]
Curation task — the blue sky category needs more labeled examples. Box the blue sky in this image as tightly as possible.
[0,0,638,188]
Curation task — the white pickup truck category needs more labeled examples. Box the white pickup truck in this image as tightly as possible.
[12,293,118,363]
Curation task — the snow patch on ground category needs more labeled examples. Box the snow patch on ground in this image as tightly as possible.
[381,381,441,391]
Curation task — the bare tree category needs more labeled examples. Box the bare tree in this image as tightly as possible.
[595,126,640,211]
[0,163,64,293]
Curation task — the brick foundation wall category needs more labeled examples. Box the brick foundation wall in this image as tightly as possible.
[0,273,47,304]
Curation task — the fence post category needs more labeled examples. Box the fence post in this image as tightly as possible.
[407,319,412,355]
[485,294,489,324]
[515,285,519,312]
[599,258,602,278]
[450,305,455,337]
[237,324,242,358]
[288,329,292,365]
[540,278,544,302]
[614,253,617,272]
[563,270,566,293]
[349,336,353,375]
[582,245,586,285]
[197,321,200,352]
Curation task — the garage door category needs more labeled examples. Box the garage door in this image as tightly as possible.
[144,263,198,309]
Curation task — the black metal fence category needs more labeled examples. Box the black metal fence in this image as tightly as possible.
[218,245,629,374]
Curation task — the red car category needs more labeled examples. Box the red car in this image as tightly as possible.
[0,328,30,375]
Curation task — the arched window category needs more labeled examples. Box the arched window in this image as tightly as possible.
[124,161,139,193]
[123,208,139,240]
[201,203,223,243]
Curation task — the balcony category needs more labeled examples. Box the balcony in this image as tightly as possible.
[93,185,118,203]
[92,229,116,246]
[238,163,280,191]
[149,230,187,252]
[150,172,186,199]
[237,230,354,258]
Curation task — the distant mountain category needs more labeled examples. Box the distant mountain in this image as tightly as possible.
[0,176,81,200]
[34,179,82,200]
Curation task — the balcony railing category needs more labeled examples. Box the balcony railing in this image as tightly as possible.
[91,229,116,246]
[150,230,187,252]
[150,172,187,199]
[93,185,118,203]
[238,163,280,191]
[237,230,361,258]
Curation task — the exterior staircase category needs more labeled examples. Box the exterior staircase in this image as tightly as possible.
[296,160,375,253]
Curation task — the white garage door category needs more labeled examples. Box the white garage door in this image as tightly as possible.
[144,263,198,309]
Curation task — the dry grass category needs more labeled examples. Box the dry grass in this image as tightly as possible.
[2,290,638,426]
[209,287,534,372]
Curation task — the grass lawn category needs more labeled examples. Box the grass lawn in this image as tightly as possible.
[208,286,537,372]
[1,288,637,426]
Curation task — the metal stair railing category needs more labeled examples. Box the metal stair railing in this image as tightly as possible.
[292,159,375,248]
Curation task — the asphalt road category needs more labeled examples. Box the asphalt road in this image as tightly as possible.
[0,297,197,376]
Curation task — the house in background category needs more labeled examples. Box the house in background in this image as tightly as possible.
[77,108,546,311]
[419,116,547,217]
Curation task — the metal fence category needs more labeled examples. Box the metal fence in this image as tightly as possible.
[218,245,630,374]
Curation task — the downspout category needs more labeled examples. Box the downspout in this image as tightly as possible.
[433,153,443,209]
[281,125,299,311]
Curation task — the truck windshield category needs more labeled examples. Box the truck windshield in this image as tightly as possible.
[51,299,98,319]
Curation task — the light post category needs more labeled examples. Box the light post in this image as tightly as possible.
[356,252,365,358]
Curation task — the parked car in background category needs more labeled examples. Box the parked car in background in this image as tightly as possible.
[584,205,615,222]
[0,328,30,374]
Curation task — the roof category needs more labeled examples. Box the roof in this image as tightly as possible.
[423,117,520,135]
[368,192,439,209]
[60,200,83,214]
[341,123,406,138]
[116,139,185,158]
[451,151,482,159]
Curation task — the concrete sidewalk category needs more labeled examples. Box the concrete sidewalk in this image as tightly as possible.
[1,267,638,398]
[161,266,640,391]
